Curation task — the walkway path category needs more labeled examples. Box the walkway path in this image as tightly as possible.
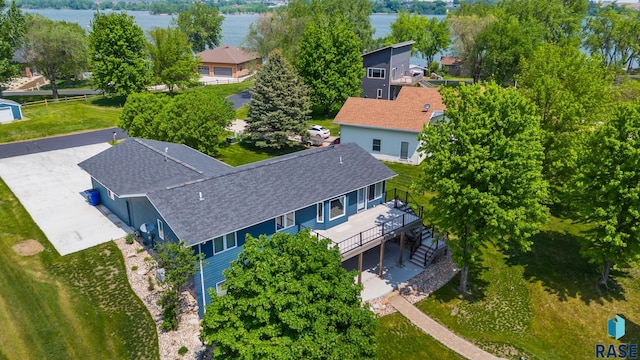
[389,295,504,360]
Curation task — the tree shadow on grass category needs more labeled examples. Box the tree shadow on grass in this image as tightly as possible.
[90,95,126,108]
[618,313,640,344]
[504,230,627,305]
[428,261,490,305]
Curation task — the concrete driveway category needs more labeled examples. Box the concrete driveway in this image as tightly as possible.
[0,144,127,255]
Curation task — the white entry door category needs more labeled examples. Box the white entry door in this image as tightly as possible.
[357,187,366,212]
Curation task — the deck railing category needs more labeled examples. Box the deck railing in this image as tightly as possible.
[334,212,419,254]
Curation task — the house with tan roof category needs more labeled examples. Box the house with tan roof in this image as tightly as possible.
[333,86,446,164]
[196,45,262,78]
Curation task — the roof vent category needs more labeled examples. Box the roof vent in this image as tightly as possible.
[339,156,343,165]
[199,192,204,201]
[164,147,168,162]
[422,104,431,112]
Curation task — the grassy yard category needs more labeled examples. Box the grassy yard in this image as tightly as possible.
[414,216,640,359]
[377,313,464,360]
[215,140,305,166]
[0,179,158,359]
[0,98,121,143]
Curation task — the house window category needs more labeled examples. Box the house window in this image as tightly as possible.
[372,139,381,152]
[368,182,383,201]
[216,280,227,296]
[317,202,324,223]
[214,233,236,254]
[157,219,165,240]
[106,188,115,200]
[376,89,382,98]
[367,68,386,79]
[329,196,346,220]
[276,211,295,230]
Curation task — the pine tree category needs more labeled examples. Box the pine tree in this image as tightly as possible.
[246,50,311,149]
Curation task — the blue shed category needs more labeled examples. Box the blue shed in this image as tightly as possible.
[0,99,23,123]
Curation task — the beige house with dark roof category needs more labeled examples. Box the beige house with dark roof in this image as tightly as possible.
[196,45,262,78]
[334,87,446,164]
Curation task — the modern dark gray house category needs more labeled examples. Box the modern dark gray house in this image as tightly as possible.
[360,41,424,100]
[79,139,430,316]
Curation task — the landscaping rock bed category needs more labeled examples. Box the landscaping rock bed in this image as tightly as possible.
[368,252,458,317]
[114,238,202,360]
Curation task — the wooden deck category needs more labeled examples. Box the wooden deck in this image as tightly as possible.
[313,201,421,260]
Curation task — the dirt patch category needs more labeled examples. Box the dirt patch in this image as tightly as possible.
[12,239,44,256]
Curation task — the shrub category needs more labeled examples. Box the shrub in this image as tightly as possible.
[132,265,139,271]
[125,233,134,244]
[147,276,155,291]
[178,346,188,356]
[158,290,180,331]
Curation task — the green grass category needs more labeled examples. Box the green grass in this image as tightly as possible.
[0,98,122,143]
[215,140,306,167]
[41,79,92,90]
[377,313,464,360]
[183,81,254,99]
[235,105,249,119]
[414,216,640,359]
[0,179,158,359]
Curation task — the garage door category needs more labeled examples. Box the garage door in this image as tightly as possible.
[0,107,13,123]
[213,67,233,77]
[198,66,210,76]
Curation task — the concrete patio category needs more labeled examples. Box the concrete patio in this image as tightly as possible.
[343,241,425,301]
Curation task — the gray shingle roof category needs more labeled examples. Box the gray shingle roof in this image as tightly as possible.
[78,138,232,196]
[147,143,397,246]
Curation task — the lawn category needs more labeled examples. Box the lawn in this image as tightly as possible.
[215,140,305,167]
[377,313,464,360]
[0,179,158,359]
[414,215,640,359]
[0,98,121,143]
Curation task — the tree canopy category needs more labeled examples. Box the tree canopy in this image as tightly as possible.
[200,230,377,359]
[246,50,311,148]
[388,12,450,65]
[573,101,640,285]
[175,2,224,53]
[22,15,88,99]
[296,16,363,114]
[416,83,548,293]
[0,0,25,94]
[147,27,200,96]
[118,92,168,138]
[89,12,150,97]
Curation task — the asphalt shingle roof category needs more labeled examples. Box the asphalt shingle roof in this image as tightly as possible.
[197,45,260,65]
[333,87,446,132]
[147,143,397,246]
[78,138,232,196]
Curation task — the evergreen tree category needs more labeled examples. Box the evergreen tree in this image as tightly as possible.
[246,50,311,149]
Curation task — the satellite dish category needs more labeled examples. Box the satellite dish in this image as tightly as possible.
[423,104,431,110]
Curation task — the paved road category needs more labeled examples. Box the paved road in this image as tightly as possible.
[4,89,102,96]
[0,127,127,159]
[227,90,251,110]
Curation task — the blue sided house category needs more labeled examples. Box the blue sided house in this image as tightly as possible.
[79,138,432,316]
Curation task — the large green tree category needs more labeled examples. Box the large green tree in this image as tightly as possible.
[157,88,234,156]
[246,50,311,149]
[447,13,496,79]
[416,83,548,293]
[89,12,150,97]
[388,12,450,65]
[147,27,200,96]
[583,5,640,72]
[118,92,168,138]
[573,101,640,285]
[175,2,223,53]
[517,43,613,202]
[0,0,25,95]
[201,230,377,359]
[22,16,88,99]
[296,16,363,114]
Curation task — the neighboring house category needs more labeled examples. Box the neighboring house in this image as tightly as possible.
[333,87,446,164]
[361,41,424,100]
[196,45,261,78]
[440,56,463,77]
[80,139,426,316]
[0,99,23,123]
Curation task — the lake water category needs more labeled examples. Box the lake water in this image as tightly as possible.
[23,9,441,65]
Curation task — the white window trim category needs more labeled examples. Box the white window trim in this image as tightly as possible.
[317,202,324,223]
[329,196,346,221]
[157,219,165,240]
[276,211,295,231]
[213,232,237,255]
[107,188,115,200]
[367,67,386,79]
[376,89,382,98]
[369,182,383,201]
[216,280,227,296]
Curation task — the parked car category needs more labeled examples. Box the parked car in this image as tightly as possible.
[308,125,330,139]
[331,137,340,145]
[305,135,325,146]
